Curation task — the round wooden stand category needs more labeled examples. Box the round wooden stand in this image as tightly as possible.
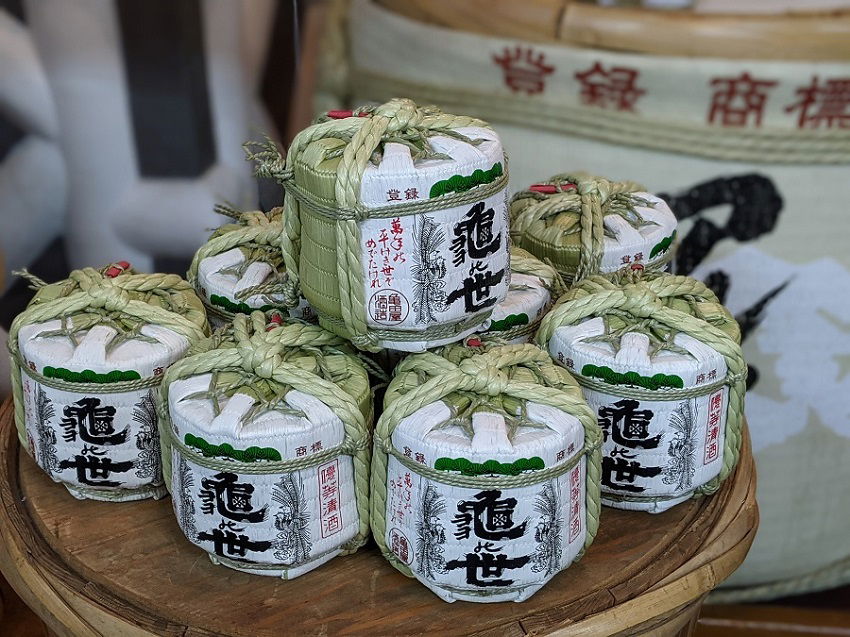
[0,398,756,636]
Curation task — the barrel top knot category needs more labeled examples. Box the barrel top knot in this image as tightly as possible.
[235,318,282,379]
[458,356,509,397]
[374,97,424,133]
[617,283,665,318]
[83,278,131,313]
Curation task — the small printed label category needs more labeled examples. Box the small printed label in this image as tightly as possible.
[319,459,342,538]
[569,465,582,542]
[704,390,723,465]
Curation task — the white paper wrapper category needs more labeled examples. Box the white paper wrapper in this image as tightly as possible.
[356,127,510,351]
[548,318,728,513]
[18,321,189,501]
[197,247,314,329]
[385,401,586,602]
[595,193,677,273]
[480,273,552,344]
[168,378,359,577]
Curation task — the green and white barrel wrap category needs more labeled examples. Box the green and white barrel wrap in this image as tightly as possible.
[189,207,312,329]
[537,271,745,513]
[160,312,372,578]
[9,266,208,502]
[510,174,677,284]
[247,98,511,353]
[371,342,601,603]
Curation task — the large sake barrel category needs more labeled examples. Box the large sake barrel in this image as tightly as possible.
[340,0,850,600]
[247,98,511,353]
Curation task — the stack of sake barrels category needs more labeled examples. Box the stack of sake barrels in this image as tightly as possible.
[7,97,748,608]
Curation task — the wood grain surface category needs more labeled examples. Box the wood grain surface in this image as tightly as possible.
[375,0,850,60]
[0,398,757,636]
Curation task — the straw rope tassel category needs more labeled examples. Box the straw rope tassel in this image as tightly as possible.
[9,269,208,449]
[535,274,746,493]
[371,343,602,576]
[158,312,372,553]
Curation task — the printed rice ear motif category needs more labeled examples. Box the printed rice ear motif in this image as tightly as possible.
[371,340,602,603]
[478,247,560,345]
[159,311,372,578]
[245,97,511,353]
[8,264,209,502]
[188,205,312,329]
[510,173,677,284]
[535,269,746,513]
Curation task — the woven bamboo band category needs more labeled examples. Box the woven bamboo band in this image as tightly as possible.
[483,247,562,342]
[187,206,301,322]
[159,311,372,553]
[246,97,508,351]
[511,173,672,283]
[535,270,746,496]
[8,265,209,448]
[371,341,602,576]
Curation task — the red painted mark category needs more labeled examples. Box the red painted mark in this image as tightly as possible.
[529,183,576,194]
[630,263,645,272]
[467,337,483,347]
[326,110,370,119]
[104,261,131,278]
[266,313,284,331]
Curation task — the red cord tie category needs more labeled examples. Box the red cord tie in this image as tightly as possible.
[104,261,131,278]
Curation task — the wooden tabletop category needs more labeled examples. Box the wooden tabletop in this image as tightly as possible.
[0,398,757,636]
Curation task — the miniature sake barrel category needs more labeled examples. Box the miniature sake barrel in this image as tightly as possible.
[159,311,372,577]
[536,269,745,513]
[247,97,511,352]
[510,174,677,284]
[188,206,312,328]
[7,264,208,502]
[478,247,559,344]
[371,340,602,603]
[0,397,757,636]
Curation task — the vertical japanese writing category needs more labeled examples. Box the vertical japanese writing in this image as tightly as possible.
[446,202,505,314]
[318,459,341,538]
[365,237,379,289]
[599,399,663,493]
[446,489,531,587]
[196,471,272,559]
[704,390,723,465]
[389,471,413,524]
[568,466,581,542]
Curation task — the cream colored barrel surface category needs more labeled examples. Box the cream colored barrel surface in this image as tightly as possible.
[342,0,850,599]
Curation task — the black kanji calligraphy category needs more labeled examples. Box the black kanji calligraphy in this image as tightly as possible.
[445,541,531,587]
[601,456,662,493]
[450,202,501,267]
[60,397,129,446]
[197,521,272,558]
[199,472,268,523]
[446,269,505,313]
[598,399,661,449]
[57,445,134,487]
[452,489,528,541]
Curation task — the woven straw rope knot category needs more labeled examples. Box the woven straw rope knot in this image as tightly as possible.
[618,283,665,318]
[458,357,509,396]
[374,97,423,132]
[82,279,131,313]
